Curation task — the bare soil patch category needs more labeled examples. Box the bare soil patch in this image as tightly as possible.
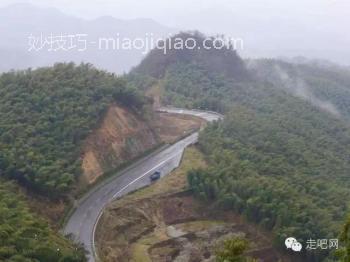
[96,148,287,262]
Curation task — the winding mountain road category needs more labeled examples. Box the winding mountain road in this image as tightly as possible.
[63,108,223,262]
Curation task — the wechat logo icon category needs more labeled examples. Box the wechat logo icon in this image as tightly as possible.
[285,237,302,252]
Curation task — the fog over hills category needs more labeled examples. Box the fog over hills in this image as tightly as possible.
[0,3,176,73]
[1,2,349,74]
[174,7,350,65]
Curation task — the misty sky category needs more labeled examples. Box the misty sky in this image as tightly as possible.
[1,0,349,25]
[1,0,349,64]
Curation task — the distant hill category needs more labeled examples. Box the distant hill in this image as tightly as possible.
[134,32,250,80]
[248,59,350,121]
[175,7,350,66]
[0,3,176,73]
[132,32,350,120]
[131,32,251,112]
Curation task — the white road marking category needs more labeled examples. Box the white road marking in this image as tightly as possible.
[65,108,223,262]
[91,150,183,261]
[112,151,182,199]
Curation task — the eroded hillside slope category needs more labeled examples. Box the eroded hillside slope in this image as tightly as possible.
[81,105,204,185]
[82,105,159,184]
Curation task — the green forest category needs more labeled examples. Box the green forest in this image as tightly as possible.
[0,63,150,260]
[0,63,146,197]
[132,32,251,113]
[0,180,86,261]
[131,32,350,260]
[249,59,350,121]
[188,104,350,260]
[1,31,350,261]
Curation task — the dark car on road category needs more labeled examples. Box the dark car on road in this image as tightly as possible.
[150,171,161,182]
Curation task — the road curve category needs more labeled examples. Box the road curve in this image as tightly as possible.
[63,108,223,262]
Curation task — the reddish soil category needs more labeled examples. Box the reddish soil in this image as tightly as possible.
[81,106,204,185]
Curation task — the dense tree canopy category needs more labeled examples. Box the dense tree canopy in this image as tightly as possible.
[215,237,255,262]
[186,90,350,260]
[134,31,250,81]
[131,37,350,260]
[0,180,86,261]
[249,59,350,121]
[0,63,146,197]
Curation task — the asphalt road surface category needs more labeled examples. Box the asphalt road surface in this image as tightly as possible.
[63,108,223,261]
